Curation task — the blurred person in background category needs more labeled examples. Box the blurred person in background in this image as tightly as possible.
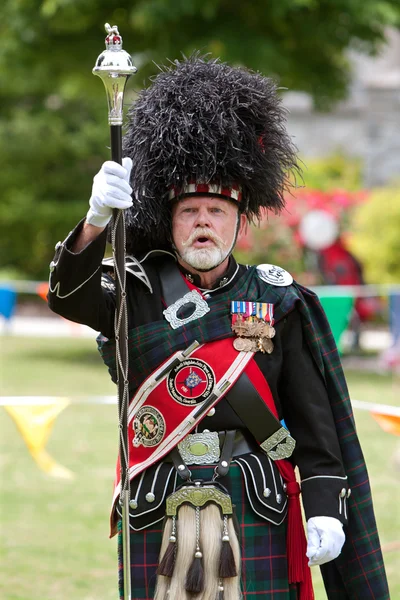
[48,56,389,600]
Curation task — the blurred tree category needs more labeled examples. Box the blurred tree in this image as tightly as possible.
[0,0,399,278]
[348,187,400,284]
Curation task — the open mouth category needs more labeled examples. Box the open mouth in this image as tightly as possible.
[192,236,214,247]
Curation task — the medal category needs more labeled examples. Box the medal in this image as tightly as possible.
[233,337,254,352]
[262,323,276,339]
[231,301,275,354]
[260,337,274,354]
[232,315,250,337]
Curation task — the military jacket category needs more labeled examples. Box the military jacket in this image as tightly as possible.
[48,220,351,526]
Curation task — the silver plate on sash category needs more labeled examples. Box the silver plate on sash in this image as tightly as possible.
[178,431,220,465]
[261,427,296,460]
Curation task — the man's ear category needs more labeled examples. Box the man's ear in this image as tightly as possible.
[237,213,248,240]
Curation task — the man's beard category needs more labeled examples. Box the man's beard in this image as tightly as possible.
[181,245,227,271]
[179,227,233,271]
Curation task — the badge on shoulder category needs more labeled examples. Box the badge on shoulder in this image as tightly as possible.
[257,264,293,287]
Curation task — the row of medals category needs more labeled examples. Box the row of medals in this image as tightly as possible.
[232,315,275,354]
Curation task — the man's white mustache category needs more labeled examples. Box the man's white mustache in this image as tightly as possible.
[182,228,226,247]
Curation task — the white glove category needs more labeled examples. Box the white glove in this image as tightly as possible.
[86,158,133,228]
[306,516,345,566]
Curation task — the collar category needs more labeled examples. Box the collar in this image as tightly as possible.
[178,256,240,293]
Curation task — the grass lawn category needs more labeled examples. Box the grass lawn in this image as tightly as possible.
[1,336,399,599]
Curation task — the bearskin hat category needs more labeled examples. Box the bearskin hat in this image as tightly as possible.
[122,54,299,254]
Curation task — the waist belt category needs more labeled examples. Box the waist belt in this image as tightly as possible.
[169,429,255,480]
[166,430,257,467]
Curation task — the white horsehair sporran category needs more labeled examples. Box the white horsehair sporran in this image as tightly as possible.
[154,480,242,600]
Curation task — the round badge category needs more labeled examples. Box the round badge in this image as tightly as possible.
[133,406,165,448]
[167,358,215,405]
[257,264,293,287]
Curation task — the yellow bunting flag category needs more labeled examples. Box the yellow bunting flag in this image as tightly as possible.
[4,399,74,479]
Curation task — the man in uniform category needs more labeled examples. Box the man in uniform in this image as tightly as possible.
[48,56,389,599]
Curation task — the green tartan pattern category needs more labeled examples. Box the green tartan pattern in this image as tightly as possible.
[118,463,299,599]
[287,283,390,599]
[106,266,389,598]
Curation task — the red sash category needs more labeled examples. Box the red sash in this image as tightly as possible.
[112,338,254,507]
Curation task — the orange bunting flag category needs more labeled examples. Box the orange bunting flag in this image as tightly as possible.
[36,282,49,303]
[370,412,400,437]
[352,399,400,437]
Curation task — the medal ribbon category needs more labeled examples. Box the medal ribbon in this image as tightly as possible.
[231,301,274,324]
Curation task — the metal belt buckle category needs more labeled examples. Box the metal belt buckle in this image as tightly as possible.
[261,427,296,460]
[178,431,220,465]
[163,290,210,329]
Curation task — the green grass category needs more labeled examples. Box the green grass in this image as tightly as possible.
[1,337,399,599]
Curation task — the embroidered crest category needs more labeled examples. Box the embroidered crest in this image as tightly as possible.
[167,358,215,405]
[257,264,293,287]
[133,406,165,448]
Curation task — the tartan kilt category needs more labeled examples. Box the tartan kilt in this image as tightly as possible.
[118,463,299,599]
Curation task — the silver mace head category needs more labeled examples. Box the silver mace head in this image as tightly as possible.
[93,23,137,125]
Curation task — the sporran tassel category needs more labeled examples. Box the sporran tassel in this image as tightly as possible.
[219,515,237,578]
[157,516,177,577]
[185,506,205,594]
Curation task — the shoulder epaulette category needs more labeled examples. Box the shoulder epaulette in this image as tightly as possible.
[102,255,153,293]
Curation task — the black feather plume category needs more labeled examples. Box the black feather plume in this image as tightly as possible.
[122,53,300,254]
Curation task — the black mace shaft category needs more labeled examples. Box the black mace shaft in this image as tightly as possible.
[111,123,131,600]
[111,126,123,164]
[93,24,137,600]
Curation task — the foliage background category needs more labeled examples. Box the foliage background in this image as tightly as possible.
[1,1,400,280]
[349,187,400,283]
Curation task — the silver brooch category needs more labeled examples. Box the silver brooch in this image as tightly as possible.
[163,290,210,329]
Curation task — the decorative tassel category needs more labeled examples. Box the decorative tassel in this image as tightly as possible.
[185,554,204,594]
[185,507,205,594]
[157,517,177,577]
[280,475,314,600]
[219,515,237,578]
[286,481,304,583]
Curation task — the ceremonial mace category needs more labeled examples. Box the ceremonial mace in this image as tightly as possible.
[93,24,137,600]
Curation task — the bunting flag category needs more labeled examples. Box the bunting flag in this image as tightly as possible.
[0,286,17,321]
[36,281,49,303]
[3,398,74,479]
[370,412,400,436]
[351,399,400,437]
[319,295,354,353]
